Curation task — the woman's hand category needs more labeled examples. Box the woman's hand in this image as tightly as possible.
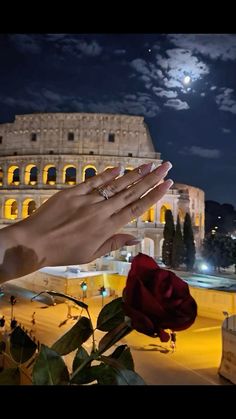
[0,161,172,281]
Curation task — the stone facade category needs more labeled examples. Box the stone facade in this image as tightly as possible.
[0,112,205,259]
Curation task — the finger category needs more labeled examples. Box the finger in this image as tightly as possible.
[75,166,123,195]
[91,162,154,203]
[107,161,172,213]
[111,179,173,230]
[92,234,142,259]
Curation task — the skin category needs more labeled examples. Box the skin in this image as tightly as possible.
[0,161,172,282]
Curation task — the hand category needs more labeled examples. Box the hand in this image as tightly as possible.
[0,161,172,280]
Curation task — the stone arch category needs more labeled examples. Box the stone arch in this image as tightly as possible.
[4,199,18,219]
[25,164,38,185]
[8,165,20,185]
[178,208,185,223]
[22,199,36,219]
[141,206,155,222]
[63,165,76,185]
[124,166,134,175]
[160,203,171,224]
[141,237,154,258]
[82,165,97,181]
[104,166,114,171]
[0,167,3,186]
[43,164,57,185]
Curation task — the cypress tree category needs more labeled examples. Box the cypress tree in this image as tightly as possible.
[171,215,185,269]
[183,213,196,271]
[162,209,175,267]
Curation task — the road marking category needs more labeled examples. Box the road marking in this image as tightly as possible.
[193,326,221,333]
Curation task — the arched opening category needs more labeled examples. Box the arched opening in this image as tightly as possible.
[83,165,97,181]
[8,166,20,185]
[178,208,185,223]
[160,204,171,224]
[63,165,76,185]
[124,167,133,175]
[195,213,200,226]
[4,199,18,219]
[43,165,57,185]
[25,164,38,185]
[22,199,36,218]
[141,237,154,258]
[0,167,3,186]
[141,206,155,223]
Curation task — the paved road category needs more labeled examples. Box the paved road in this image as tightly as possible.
[0,281,232,385]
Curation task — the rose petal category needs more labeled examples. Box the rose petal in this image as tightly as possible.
[123,303,155,336]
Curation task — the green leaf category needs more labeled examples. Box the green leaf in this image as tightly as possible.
[72,346,89,372]
[0,368,20,385]
[32,344,69,385]
[96,298,125,332]
[10,326,37,363]
[101,356,145,385]
[92,364,116,385]
[51,316,93,356]
[47,291,88,309]
[108,345,134,371]
[98,322,132,354]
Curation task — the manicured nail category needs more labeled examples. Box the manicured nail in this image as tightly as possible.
[164,179,174,188]
[125,237,143,245]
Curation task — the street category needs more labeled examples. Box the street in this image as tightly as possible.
[0,280,232,385]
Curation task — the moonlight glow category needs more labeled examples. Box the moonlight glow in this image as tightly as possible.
[183,75,191,85]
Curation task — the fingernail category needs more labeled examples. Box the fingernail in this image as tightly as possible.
[164,179,174,188]
[163,161,172,171]
[125,237,143,245]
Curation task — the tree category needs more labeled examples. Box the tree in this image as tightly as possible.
[203,234,235,272]
[171,215,184,269]
[162,209,175,267]
[183,213,196,271]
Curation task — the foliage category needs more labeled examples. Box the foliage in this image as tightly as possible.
[0,254,197,385]
[0,295,140,386]
[202,233,235,271]
[162,209,175,267]
[171,215,185,269]
[183,213,196,271]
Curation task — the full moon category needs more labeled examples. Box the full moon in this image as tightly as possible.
[183,75,191,85]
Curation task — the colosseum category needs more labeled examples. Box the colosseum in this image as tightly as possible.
[0,112,205,261]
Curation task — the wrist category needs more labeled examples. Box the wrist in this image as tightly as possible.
[0,220,45,281]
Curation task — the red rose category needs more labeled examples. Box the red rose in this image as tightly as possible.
[123,253,197,342]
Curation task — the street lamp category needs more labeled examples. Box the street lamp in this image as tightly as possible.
[99,286,107,307]
[223,311,229,330]
[80,281,87,301]
[9,295,17,320]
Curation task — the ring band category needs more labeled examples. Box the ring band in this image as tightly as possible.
[97,186,109,200]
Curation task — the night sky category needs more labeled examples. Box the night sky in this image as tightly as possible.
[0,33,236,206]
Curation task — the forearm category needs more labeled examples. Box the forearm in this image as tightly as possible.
[0,222,44,283]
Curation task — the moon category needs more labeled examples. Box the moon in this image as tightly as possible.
[183,75,191,85]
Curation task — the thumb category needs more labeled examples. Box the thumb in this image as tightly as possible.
[93,234,141,259]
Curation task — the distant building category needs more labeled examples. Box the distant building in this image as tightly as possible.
[0,112,205,259]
